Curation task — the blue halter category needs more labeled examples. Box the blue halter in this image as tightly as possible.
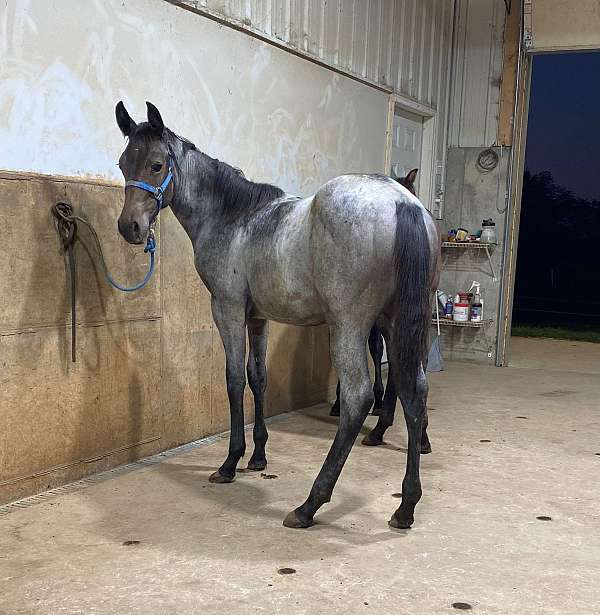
[125,153,175,220]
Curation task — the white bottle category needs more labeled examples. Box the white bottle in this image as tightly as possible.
[469,281,483,322]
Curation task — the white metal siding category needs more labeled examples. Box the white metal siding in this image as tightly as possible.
[448,0,506,147]
[177,1,454,110]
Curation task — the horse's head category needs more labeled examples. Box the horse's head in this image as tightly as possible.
[115,101,175,244]
[397,168,418,196]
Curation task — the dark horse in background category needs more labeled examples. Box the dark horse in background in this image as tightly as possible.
[115,102,440,530]
[329,169,432,453]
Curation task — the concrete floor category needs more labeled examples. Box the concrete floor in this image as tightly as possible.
[1,337,599,615]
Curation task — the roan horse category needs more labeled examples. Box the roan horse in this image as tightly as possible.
[115,101,440,530]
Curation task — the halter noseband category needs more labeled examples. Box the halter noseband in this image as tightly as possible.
[125,153,175,219]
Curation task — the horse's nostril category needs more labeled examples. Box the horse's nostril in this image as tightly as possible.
[132,220,140,236]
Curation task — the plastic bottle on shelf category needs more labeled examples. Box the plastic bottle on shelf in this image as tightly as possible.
[480,219,497,244]
[444,295,454,319]
[469,281,483,322]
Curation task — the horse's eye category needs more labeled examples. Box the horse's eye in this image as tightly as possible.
[151,162,163,173]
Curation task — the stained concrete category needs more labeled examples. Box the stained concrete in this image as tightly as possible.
[1,337,599,615]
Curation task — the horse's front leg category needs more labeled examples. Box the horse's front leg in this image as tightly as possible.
[246,318,269,471]
[209,298,247,483]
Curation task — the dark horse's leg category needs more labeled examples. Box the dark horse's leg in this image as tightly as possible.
[329,325,384,417]
[284,323,373,528]
[368,326,385,415]
[361,357,397,446]
[363,388,431,452]
[362,353,432,453]
[246,318,269,471]
[329,381,341,417]
[209,298,247,483]
[389,364,429,529]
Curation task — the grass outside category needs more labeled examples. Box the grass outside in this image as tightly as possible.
[512,324,600,344]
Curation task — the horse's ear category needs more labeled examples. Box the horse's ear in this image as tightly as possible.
[146,101,164,135]
[405,168,419,185]
[115,101,136,137]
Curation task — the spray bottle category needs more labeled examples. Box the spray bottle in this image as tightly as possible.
[468,281,483,322]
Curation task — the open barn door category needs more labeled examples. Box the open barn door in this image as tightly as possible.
[499,0,600,365]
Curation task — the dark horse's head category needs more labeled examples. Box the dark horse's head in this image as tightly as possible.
[115,101,174,244]
[396,168,418,196]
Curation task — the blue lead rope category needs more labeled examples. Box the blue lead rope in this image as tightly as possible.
[105,230,156,292]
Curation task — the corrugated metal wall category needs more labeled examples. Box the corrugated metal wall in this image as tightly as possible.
[176,0,455,216]
[178,1,454,109]
[448,0,506,147]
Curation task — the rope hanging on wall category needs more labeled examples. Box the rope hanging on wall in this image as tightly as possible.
[52,203,78,362]
[51,202,157,362]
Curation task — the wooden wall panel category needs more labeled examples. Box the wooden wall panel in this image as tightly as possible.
[0,319,162,503]
[0,175,336,505]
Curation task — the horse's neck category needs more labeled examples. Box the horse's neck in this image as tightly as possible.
[168,145,216,241]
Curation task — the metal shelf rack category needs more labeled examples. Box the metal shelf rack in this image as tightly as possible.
[432,318,493,328]
[441,241,497,280]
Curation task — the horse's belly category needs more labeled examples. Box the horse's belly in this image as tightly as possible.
[249,277,325,326]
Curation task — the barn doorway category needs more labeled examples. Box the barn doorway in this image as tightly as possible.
[510,51,600,365]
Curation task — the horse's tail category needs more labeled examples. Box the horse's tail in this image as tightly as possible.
[390,199,433,394]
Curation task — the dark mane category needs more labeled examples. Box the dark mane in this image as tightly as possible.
[209,157,285,224]
[133,124,285,223]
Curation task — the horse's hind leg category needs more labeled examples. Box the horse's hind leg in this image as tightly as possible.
[369,326,385,414]
[330,325,384,418]
[246,318,269,471]
[284,323,373,529]
[389,364,429,529]
[209,298,247,483]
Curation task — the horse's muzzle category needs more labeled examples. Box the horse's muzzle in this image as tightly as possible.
[118,217,145,245]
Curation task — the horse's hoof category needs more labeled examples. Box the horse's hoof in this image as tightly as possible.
[209,470,235,484]
[247,458,267,471]
[420,443,432,455]
[283,509,313,529]
[388,511,413,530]
[361,432,383,446]
[329,406,340,417]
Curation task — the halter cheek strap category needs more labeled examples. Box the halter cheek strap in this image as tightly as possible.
[125,154,174,218]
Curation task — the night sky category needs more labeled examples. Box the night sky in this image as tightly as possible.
[525,52,600,201]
